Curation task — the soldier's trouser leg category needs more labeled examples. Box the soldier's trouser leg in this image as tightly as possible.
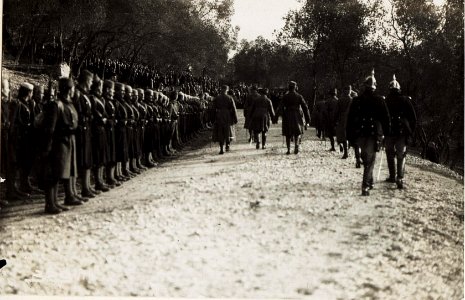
[254,132,260,149]
[329,136,335,150]
[286,136,291,153]
[395,136,407,179]
[342,141,348,158]
[45,182,60,214]
[358,137,377,189]
[385,137,397,179]
[294,135,300,154]
[262,133,266,149]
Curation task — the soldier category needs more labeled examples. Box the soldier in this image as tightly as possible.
[324,89,338,151]
[335,86,354,159]
[7,82,35,200]
[102,80,120,187]
[212,85,238,154]
[384,75,417,189]
[41,77,80,213]
[248,88,275,149]
[311,99,326,139]
[244,85,259,143]
[143,89,157,167]
[90,75,110,192]
[346,70,390,196]
[114,83,130,181]
[275,81,310,155]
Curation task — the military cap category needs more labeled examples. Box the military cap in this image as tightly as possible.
[103,80,115,89]
[288,81,297,89]
[115,82,124,91]
[79,69,93,82]
[389,74,401,90]
[364,69,377,89]
[58,77,74,91]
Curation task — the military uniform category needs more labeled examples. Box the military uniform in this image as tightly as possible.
[384,76,417,189]
[248,91,275,149]
[323,91,338,151]
[212,86,238,154]
[346,71,390,196]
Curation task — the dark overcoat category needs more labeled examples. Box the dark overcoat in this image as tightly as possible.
[277,91,310,137]
[212,93,238,143]
[249,95,275,133]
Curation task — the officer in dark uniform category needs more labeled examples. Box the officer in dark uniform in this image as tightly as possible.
[114,83,130,181]
[212,85,238,154]
[384,75,417,189]
[346,70,390,196]
[243,86,259,143]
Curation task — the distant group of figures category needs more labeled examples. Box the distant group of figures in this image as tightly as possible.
[0,69,218,214]
[212,70,416,196]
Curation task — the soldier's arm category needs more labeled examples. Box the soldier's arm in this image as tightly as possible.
[41,102,58,155]
[300,96,311,124]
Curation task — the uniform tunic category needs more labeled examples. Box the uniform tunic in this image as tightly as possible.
[249,95,275,133]
[278,91,310,137]
[74,87,93,169]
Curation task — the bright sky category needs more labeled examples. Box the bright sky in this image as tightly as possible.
[231,0,446,43]
[231,0,302,42]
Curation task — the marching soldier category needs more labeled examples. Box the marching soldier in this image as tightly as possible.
[275,81,310,155]
[248,88,275,149]
[312,99,326,139]
[384,75,417,189]
[324,89,338,152]
[335,86,354,159]
[212,85,238,154]
[346,70,390,196]
[244,85,259,143]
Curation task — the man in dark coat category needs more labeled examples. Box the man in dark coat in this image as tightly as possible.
[243,85,259,142]
[311,99,326,139]
[41,77,80,213]
[275,81,310,155]
[74,69,98,198]
[114,83,130,181]
[248,88,275,149]
[346,70,390,196]
[336,85,356,159]
[384,75,417,189]
[102,80,120,187]
[324,89,338,151]
[212,85,238,154]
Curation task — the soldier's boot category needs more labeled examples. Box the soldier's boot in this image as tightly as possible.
[19,170,39,194]
[64,179,84,205]
[45,185,61,214]
[70,176,89,202]
[81,170,98,198]
[361,186,370,196]
[87,169,101,195]
[254,133,260,149]
[107,166,121,186]
[262,134,267,149]
[145,153,156,168]
[329,137,336,151]
[219,143,224,155]
[136,157,147,171]
[286,137,291,155]
[116,163,129,181]
[125,161,137,177]
[225,142,230,152]
[294,137,299,154]
[341,142,348,159]
[95,168,110,192]
[53,184,69,211]
[6,169,30,200]
[386,155,396,182]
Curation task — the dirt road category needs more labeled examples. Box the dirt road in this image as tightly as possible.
[0,111,463,299]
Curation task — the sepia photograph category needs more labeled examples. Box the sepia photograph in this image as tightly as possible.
[0,0,463,298]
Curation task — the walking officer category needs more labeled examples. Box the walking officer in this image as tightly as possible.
[384,75,417,189]
[346,70,390,196]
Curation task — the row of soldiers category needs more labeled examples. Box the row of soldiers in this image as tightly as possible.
[0,69,215,213]
[237,71,416,196]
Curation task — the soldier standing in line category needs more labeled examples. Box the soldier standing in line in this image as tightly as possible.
[324,89,338,152]
[74,70,98,199]
[41,77,80,213]
[346,70,390,196]
[384,75,417,189]
[275,81,310,155]
[143,89,157,167]
[89,76,110,192]
[7,82,35,200]
[114,83,130,182]
[248,88,275,149]
[212,85,238,155]
[102,80,120,187]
